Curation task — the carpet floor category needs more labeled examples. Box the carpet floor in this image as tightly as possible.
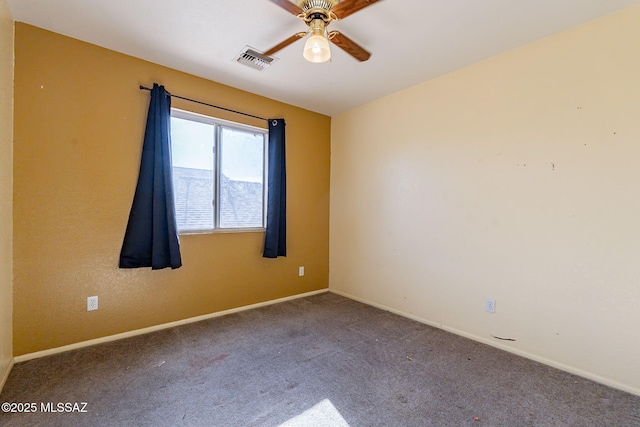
[1,292,639,426]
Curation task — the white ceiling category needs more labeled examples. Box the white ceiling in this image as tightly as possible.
[7,0,640,116]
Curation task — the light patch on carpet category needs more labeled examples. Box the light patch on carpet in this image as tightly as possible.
[278,399,351,427]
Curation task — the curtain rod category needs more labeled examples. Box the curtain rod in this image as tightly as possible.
[139,85,268,121]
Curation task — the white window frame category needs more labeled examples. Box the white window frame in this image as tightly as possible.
[171,108,268,235]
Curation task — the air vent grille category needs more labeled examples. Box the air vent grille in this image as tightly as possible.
[234,47,276,71]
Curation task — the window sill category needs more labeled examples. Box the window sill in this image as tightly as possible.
[178,227,266,236]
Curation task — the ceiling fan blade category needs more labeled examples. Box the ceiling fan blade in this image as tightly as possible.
[267,0,304,16]
[329,31,371,61]
[331,0,381,19]
[264,32,307,56]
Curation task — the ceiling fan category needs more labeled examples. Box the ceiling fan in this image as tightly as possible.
[264,0,381,63]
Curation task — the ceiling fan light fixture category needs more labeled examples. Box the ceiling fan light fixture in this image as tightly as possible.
[267,0,375,63]
[303,19,331,63]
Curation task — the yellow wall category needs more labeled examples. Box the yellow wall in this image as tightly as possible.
[331,5,640,395]
[13,24,330,356]
[0,0,13,388]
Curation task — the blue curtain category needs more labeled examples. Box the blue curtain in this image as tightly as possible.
[119,83,182,269]
[263,119,287,258]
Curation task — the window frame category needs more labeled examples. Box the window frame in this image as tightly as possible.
[170,108,268,235]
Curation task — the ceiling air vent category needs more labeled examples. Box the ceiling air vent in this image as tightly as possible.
[234,46,276,71]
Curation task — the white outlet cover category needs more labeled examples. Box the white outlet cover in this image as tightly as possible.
[485,298,495,313]
[87,296,98,311]
[299,266,305,276]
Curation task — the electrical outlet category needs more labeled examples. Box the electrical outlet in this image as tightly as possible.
[299,266,305,276]
[87,296,98,311]
[485,298,495,313]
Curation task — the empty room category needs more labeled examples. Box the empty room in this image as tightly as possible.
[1,0,640,425]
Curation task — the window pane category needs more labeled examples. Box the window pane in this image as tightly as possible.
[171,117,214,231]
[219,127,264,228]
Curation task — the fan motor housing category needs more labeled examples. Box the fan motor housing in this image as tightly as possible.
[297,0,337,11]
[298,0,337,23]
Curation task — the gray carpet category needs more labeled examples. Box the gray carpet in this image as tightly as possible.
[1,292,639,426]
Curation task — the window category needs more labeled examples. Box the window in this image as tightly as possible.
[170,109,267,233]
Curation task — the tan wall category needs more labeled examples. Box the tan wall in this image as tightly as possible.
[13,24,330,356]
[0,0,13,387]
[330,5,640,395]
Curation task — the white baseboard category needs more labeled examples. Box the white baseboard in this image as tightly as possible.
[0,357,14,393]
[15,288,329,363]
[329,288,640,398]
